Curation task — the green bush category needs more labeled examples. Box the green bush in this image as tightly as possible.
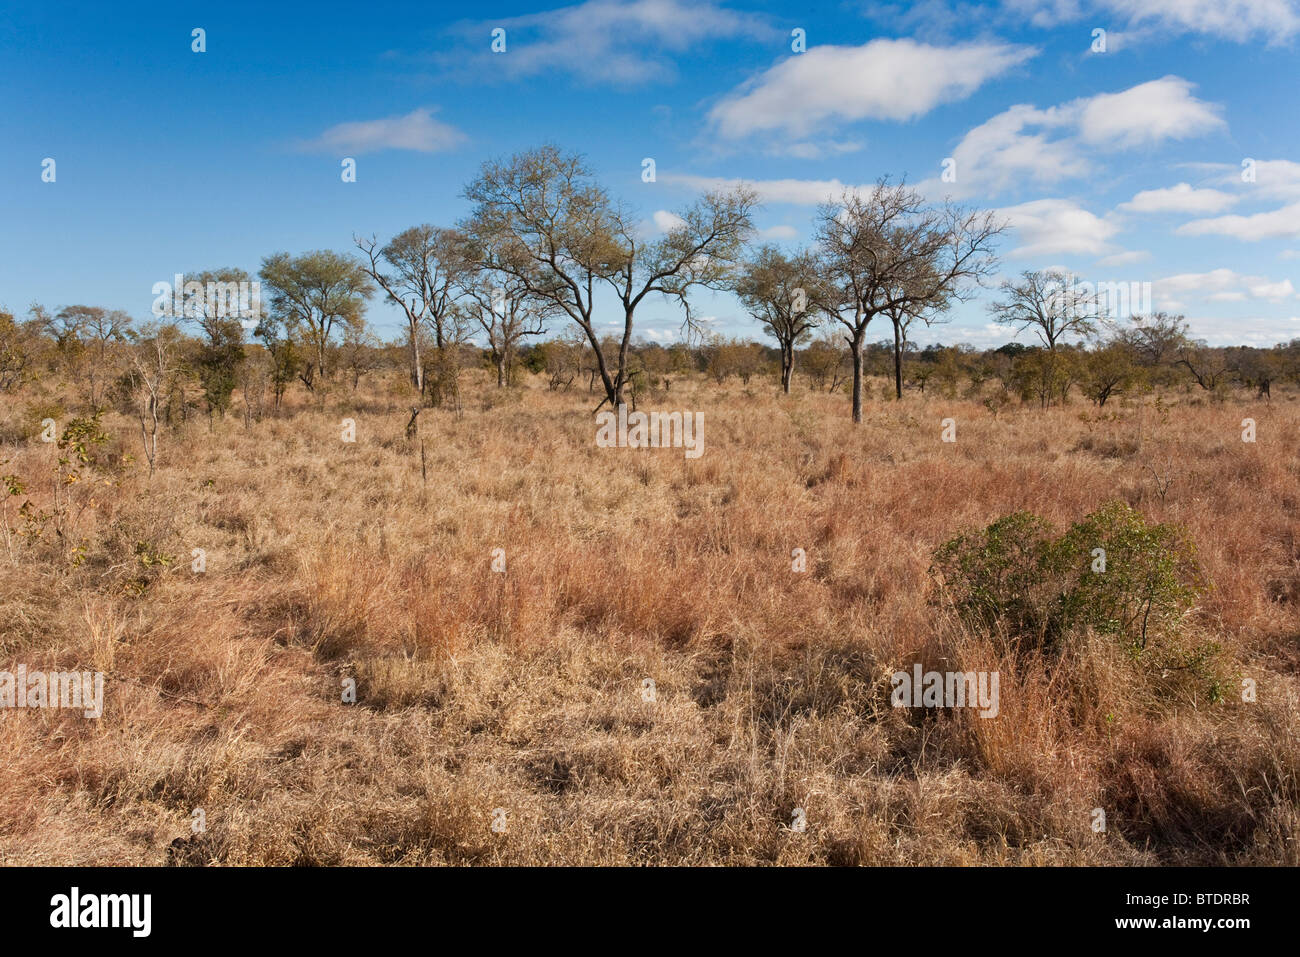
[930,510,1062,641]
[932,502,1206,657]
[1054,501,1204,652]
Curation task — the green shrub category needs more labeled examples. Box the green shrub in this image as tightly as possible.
[932,501,1206,659]
[930,510,1062,641]
[1054,501,1204,652]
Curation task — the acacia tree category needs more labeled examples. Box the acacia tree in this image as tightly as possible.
[1114,312,1190,389]
[183,268,250,420]
[259,250,374,382]
[355,226,469,394]
[463,145,757,409]
[815,180,1004,422]
[733,245,822,393]
[53,305,131,412]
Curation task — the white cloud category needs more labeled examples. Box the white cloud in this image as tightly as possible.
[759,225,799,240]
[1100,0,1300,43]
[927,103,1086,197]
[652,210,687,232]
[708,38,1036,140]
[1182,314,1300,346]
[1076,77,1224,149]
[660,172,869,206]
[1250,279,1297,299]
[1177,201,1300,241]
[1120,182,1238,214]
[997,198,1120,257]
[1003,0,1300,42]
[300,107,465,154]
[924,77,1221,199]
[447,0,769,84]
[1096,249,1151,266]
[768,140,865,160]
[1152,269,1298,311]
[1202,158,1300,200]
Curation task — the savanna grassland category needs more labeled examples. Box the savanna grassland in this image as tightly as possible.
[1,372,1297,865]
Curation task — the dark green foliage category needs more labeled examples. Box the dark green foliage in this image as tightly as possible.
[932,502,1218,699]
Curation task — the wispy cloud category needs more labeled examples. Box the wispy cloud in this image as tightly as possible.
[1153,268,1299,310]
[660,172,872,205]
[298,107,466,155]
[440,0,772,85]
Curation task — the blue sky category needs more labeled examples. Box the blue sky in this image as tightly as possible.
[3,0,1300,348]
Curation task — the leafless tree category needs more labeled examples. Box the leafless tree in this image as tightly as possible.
[989,269,1103,352]
[815,179,1003,421]
[130,322,181,477]
[355,226,470,394]
[457,270,552,387]
[463,145,757,409]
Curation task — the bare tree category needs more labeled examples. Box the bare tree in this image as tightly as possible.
[355,226,469,394]
[815,179,1004,421]
[130,322,181,477]
[463,145,757,409]
[989,269,1102,352]
[1177,343,1237,392]
[457,270,552,387]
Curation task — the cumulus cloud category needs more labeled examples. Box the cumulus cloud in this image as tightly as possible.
[1120,182,1238,214]
[923,77,1222,199]
[1177,202,1300,241]
[1076,77,1224,148]
[997,198,1121,257]
[707,38,1036,141]
[651,210,687,232]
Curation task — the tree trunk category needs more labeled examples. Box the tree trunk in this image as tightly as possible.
[780,342,793,394]
[892,317,904,400]
[851,337,864,424]
[409,330,423,392]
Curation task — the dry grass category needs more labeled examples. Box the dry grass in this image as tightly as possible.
[0,371,1297,865]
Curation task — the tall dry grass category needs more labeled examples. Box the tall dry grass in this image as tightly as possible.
[0,370,1295,864]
